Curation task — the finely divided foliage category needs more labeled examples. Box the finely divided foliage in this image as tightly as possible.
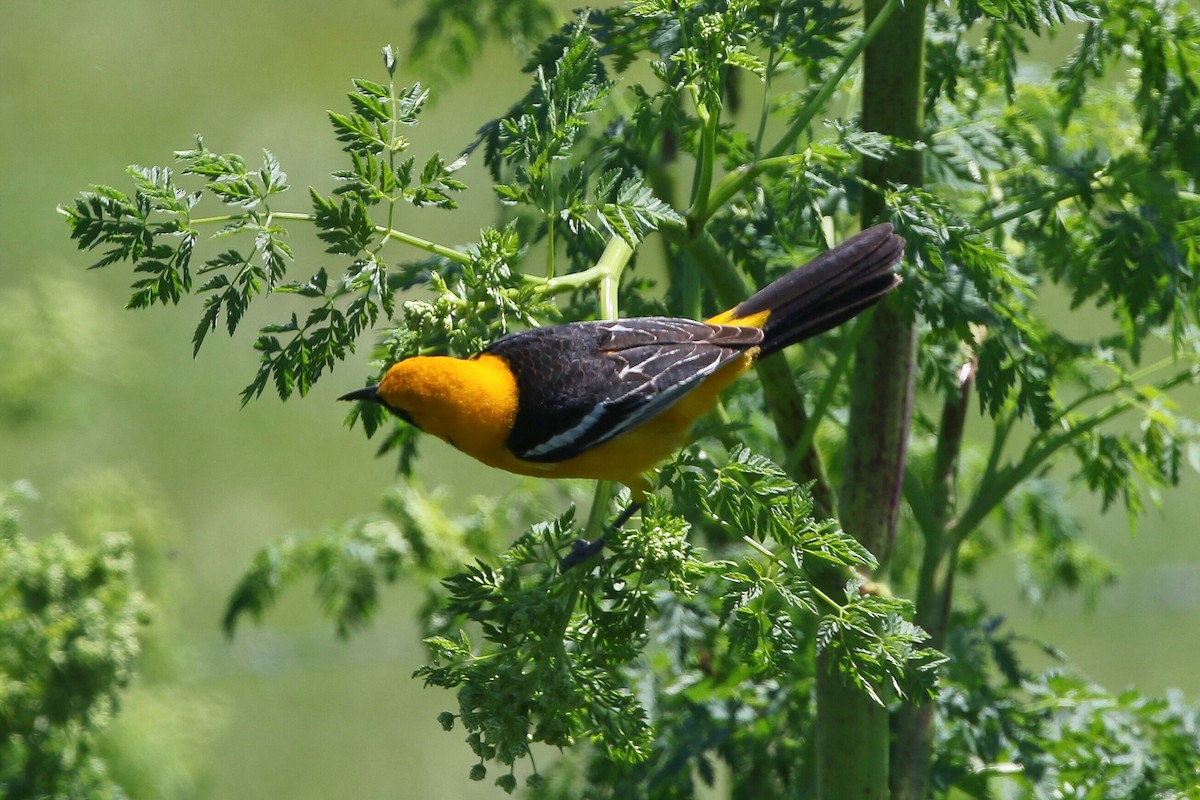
[63,0,1200,795]
[0,483,149,798]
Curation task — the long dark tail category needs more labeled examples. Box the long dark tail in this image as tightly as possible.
[721,223,904,357]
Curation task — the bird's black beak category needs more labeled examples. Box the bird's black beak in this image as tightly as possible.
[338,384,381,404]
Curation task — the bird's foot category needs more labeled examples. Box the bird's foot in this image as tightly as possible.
[558,502,645,571]
[559,536,607,571]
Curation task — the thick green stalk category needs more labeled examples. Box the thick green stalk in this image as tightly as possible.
[892,360,975,800]
[701,0,901,224]
[583,236,634,540]
[817,0,927,796]
[840,0,926,566]
[687,89,718,222]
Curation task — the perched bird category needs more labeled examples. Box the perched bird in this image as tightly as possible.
[341,223,904,554]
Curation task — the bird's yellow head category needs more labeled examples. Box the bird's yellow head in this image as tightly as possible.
[338,354,519,458]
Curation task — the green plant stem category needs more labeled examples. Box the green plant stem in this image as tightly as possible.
[752,47,778,158]
[584,480,616,540]
[594,238,629,319]
[547,162,558,280]
[383,72,402,250]
[188,211,473,264]
[949,364,1199,543]
[379,226,472,264]
[699,0,901,225]
[980,182,1098,231]
[687,88,718,221]
[821,0,926,795]
[582,236,635,540]
[741,536,844,614]
[923,358,978,597]
[897,360,1199,792]
[892,360,1199,775]
[892,359,976,798]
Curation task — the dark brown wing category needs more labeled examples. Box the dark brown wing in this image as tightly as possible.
[485,317,762,463]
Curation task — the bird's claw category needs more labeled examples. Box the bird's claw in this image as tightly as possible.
[557,502,644,571]
[559,536,607,571]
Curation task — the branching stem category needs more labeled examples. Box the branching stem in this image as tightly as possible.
[581,236,636,539]
[688,87,718,223]
[951,364,1199,542]
[741,536,846,615]
[188,210,471,264]
[700,0,902,224]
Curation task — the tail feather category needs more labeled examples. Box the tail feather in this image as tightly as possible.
[727,223,904,357]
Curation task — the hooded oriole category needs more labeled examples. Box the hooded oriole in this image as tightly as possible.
[341,223,904,513]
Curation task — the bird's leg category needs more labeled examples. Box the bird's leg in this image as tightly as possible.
[611,500,643,529]
[558,501,644,571]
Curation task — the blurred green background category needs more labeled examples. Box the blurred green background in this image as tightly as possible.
[1,2,1197,798]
